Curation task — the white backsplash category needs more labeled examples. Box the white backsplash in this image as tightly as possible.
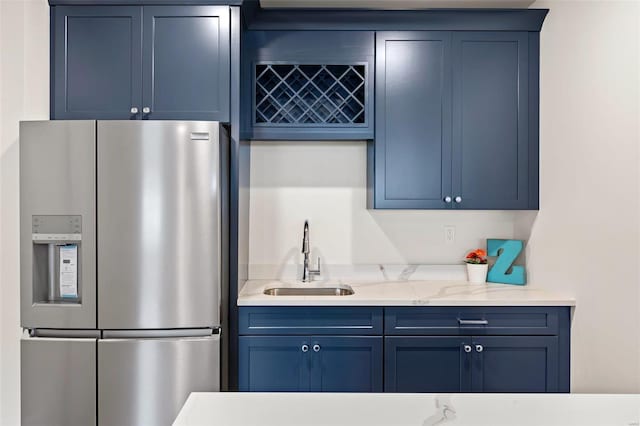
[248,141,530,280]
[248,263,469,282]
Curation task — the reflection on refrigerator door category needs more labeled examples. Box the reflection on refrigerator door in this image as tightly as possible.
[98,333,220,426]
[19,120,97,330]
[97,121,221,330]
[21,333,98,426]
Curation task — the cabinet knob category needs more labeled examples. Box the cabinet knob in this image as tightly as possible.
[313,344,321,353]
[130,107,139,114]
[142,107,151,114]
[463,345,472,353]
[444,196,452,203]
[454,196,462,203]
[301,344,309,353]
[475,344,483,353]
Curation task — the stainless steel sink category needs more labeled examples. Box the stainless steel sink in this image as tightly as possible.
[263,284,354,296]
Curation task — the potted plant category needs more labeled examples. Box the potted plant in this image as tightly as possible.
[464,249,488,284]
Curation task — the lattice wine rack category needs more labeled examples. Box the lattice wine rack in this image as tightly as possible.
[254,64,367,126]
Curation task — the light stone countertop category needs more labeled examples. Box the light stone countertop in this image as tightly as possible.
[173,392,638,426]
[238,279,576,306]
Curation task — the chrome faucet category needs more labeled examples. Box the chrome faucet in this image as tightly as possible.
[301,220,321,282]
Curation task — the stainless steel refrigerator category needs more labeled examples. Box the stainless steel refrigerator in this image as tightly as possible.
[20,120,228,426]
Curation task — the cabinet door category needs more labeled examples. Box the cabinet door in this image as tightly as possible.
[311,336,382,392]
[142,6,230,121]
[385,337,471,392]
[52,6,142,120]
[472,336,559,392]
[452,32,530,209]
[239,336,311,392]
[374,32,453,209]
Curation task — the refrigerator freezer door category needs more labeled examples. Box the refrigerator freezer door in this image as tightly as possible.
[97,121,221,329]
[98,334,220,426]
[20,120,97,329]
[21,335,97,426]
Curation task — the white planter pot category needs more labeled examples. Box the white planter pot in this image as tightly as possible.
[466,263,488,284]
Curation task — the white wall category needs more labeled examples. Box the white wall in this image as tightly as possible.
[527,0,640,393]
[249,142,520,275]
[0,1,49,424]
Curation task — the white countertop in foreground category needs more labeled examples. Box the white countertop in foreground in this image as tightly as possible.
[173,392,639,426]
[238,280,576,306]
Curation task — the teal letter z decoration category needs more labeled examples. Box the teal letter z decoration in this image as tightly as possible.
[487,239,526,285]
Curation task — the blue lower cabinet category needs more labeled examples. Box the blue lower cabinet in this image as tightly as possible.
[385,337,471,393]
[239,336,382,392]
[239,307,569,393]
[385,335,559,393]
[311,337,383,392]
[239,336,311,392]
[471,336,559,393]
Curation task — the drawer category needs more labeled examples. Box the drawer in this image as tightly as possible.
[385,307,562,336]
[239,307,383,335]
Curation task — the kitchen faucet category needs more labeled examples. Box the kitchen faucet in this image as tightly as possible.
[301,220,321,282]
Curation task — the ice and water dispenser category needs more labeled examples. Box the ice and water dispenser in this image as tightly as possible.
[31,215,82,304]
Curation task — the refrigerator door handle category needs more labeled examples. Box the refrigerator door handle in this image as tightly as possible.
[102,328,217,339]
[29,328,101,338]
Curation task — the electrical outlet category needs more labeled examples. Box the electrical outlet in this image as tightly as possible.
[444,226,456,244]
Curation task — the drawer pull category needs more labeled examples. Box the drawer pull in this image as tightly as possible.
[463,345,472,353]
[458,319,488,326]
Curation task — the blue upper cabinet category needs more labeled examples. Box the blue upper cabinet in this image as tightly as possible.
[51,5,230,121]
[241,31,375,140]
[451,32,532,209]
[372,31,453,209]
[369,30,540,210]
[142,6,230,121]
[52,6,143,120]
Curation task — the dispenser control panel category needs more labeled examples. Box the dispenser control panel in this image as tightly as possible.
[32,215,82,242]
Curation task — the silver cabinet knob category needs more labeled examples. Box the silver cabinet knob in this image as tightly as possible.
[130,107,139,114]
[463,345,472,353]
[142,107,151,114]
[444,196,452,203]
[313,344,321,353]
[301,344,309,353]
[475,344,483,353]
[454,196,462,203]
